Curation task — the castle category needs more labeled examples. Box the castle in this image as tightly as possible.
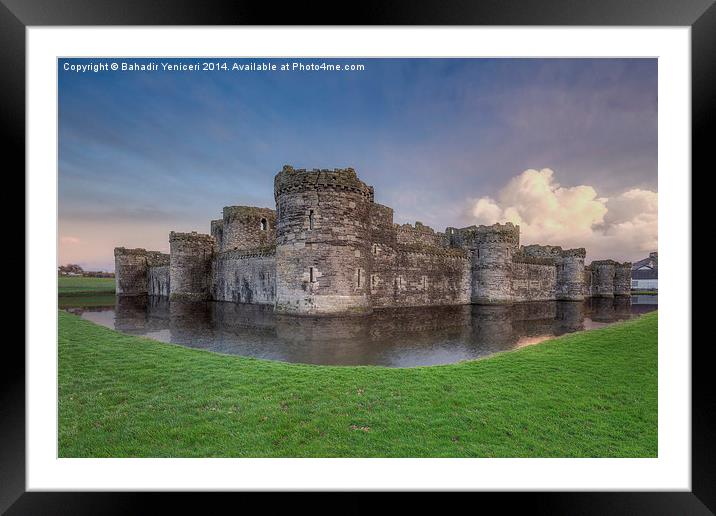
[115,166,631,316]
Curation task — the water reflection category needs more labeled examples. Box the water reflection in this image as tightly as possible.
[65,296,657,367]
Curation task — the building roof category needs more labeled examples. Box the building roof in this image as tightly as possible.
[632,252,657,271]
[632,252,657,279]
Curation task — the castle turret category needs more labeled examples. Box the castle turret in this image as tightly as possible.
[273,165,373,315]
[471,222,519,305]
[590,260,616,298]
[114,247,150,296]
[220,206,276,252]
[169,231,215,301]
[614,262,632,297]
[556,248,586,301]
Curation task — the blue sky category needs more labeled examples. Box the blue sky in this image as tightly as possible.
[58,58,657,270]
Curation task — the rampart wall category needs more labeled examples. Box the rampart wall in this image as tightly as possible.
[148,265,170,297]
[370,244,471,309]
[395,222,447,248]
[212,249,276,305]
[511,257,557,302]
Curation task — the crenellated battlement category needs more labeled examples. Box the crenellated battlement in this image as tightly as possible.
[223,205,275,222]
[146,251,170,267]
[396,221,446,248]
[114,247,149,256]
[273,164,374,200]
[520,244,562,258]
[591,259,620,266]
[561,248,586,258]
[169,231,216,244]
[445,226,478,249]
[475,222,520,246]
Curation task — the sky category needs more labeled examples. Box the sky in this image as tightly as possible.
[58,58,657,271]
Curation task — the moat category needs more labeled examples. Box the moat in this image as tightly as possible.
[64,296,657,367]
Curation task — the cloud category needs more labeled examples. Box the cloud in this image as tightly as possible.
[60,236,81,244]
[468,168,657,261]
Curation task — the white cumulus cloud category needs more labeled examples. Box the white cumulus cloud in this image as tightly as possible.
[468,168,657,261]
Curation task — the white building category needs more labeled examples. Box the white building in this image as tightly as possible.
[631,251,658,291]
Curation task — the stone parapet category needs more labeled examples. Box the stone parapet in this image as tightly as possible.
[274,165,374,201]
[475,222,520,246]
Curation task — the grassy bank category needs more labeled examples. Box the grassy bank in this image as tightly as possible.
[59,310,657,458]
[58,276,115,296]
[58,294,117,309]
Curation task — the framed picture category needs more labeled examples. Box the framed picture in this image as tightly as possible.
[8,0,707,511]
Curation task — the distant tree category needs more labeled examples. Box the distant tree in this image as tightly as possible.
[58,264,84,275]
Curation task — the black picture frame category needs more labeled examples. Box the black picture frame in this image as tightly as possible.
[5,0,707,512]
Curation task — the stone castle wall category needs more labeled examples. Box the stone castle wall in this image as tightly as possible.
[614,262,632,297]
[511,258,557,302]
[115,165,631,315]
[212,249,276,305]
[148,265,170,297]
[370,245,471,309]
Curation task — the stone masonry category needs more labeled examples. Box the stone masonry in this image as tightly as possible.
[115,166,631,315]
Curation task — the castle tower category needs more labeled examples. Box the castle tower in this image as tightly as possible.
[471,222,519,305]
[219,206,276,252]
[556,248,586,301]
[273,165,373,315]
[614,262,632,297]
[114,247,150,296]
[210,219,223,250]
[169,231,215,301]
[590,260,616,298]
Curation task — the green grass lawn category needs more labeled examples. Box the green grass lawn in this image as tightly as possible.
[58,276,115,296]
[58,310,657,458]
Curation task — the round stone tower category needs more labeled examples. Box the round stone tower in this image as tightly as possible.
[591,260,616,298]
[614,262,632,297]
[169,231,215,301]
[471,222,519,305]
[273,165,373,315]
[556,248,586,301]
[220,206,276,252]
